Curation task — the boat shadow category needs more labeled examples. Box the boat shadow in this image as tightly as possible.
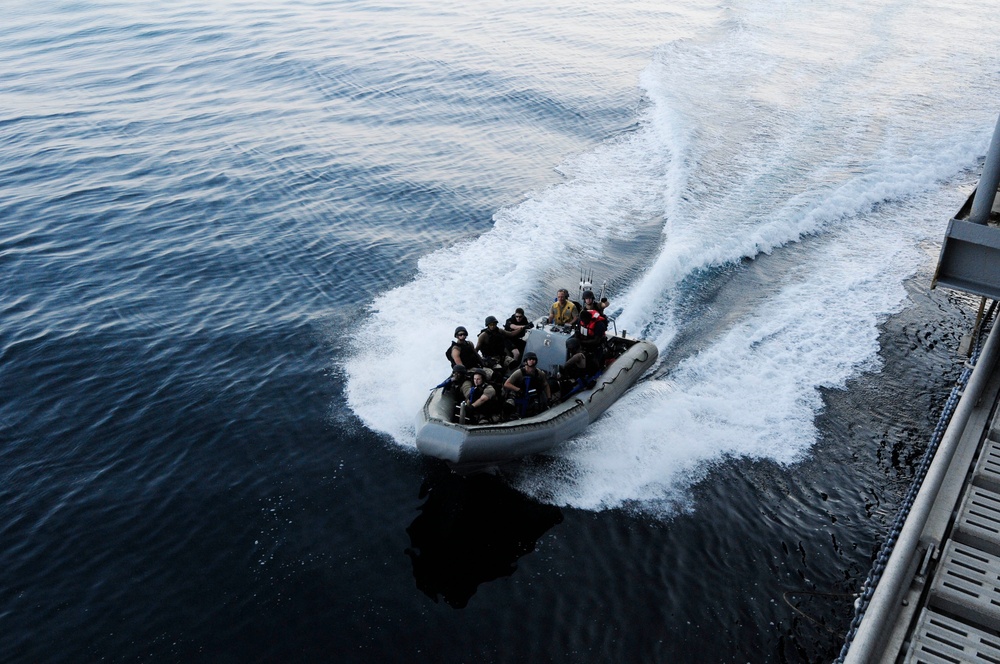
[404,465,563,608]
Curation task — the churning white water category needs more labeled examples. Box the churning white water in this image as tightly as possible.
[346,0,1000,514]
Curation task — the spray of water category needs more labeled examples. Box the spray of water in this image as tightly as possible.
[346,14,991,514]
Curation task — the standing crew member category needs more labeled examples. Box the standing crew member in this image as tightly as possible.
[577,308,608,367]
[581,290,609,314]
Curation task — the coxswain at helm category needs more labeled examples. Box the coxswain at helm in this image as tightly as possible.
[547,288,579,326]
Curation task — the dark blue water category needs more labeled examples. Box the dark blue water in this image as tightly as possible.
[3,1,1000,661]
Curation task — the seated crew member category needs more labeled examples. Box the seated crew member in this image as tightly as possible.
[435,364,471,402]
[503,351,551,417]
[581,290,610,314]
[559,337,589,398]
[476,316,512,369]
[464,368,499,423]
[547,289,579,326]
[446,326,482,369]
[503,308,533,362]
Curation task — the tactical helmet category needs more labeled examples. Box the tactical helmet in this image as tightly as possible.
[485,315,498,326]
[471,367,488,377]
[523,351,538,362]
[582,290,595,300]
[454,326,468,337]
[453,364,467,374]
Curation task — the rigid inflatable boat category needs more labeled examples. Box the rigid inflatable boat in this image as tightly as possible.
[415,323,658,470]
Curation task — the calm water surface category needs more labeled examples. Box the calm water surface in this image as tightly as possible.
[3,0,1000,661]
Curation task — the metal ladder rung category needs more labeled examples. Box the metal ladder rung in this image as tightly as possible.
[903,608,1000,664]
[929,541,1000,633]
[954,485,1000,557]
[974,438,1000,495]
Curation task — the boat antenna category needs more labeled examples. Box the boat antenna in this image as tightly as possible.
[578,268,593,300]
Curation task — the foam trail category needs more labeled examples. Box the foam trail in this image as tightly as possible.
[615,135,985,347]
[614,30,991,347]
[512,209,941,514]
[346,6,996,516]
[525,121,985,514]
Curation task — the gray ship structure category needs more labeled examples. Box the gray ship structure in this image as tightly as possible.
[839,112,1000,663]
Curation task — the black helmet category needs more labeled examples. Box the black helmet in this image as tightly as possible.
[471,367,488,377]
[453,364,467,374]
[582,290,595,300]
[523,351,538,362]
[566,337,581,352]
[485,315,498,326]
[454,326,468,337]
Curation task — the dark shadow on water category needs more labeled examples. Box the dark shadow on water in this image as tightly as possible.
[404,465,563,609]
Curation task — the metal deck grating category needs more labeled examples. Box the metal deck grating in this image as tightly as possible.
[954,485,1000,557]
[903,608,1000,664]
[929,540,1000,632]
[990,409,1000,443]
[974,438,1000,496]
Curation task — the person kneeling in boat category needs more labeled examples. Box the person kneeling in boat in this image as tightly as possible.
[462,368,500,424]
[447,326,482,369]
[503,351,551,417]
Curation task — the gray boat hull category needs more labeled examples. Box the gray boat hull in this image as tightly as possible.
[415,335,658,468]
